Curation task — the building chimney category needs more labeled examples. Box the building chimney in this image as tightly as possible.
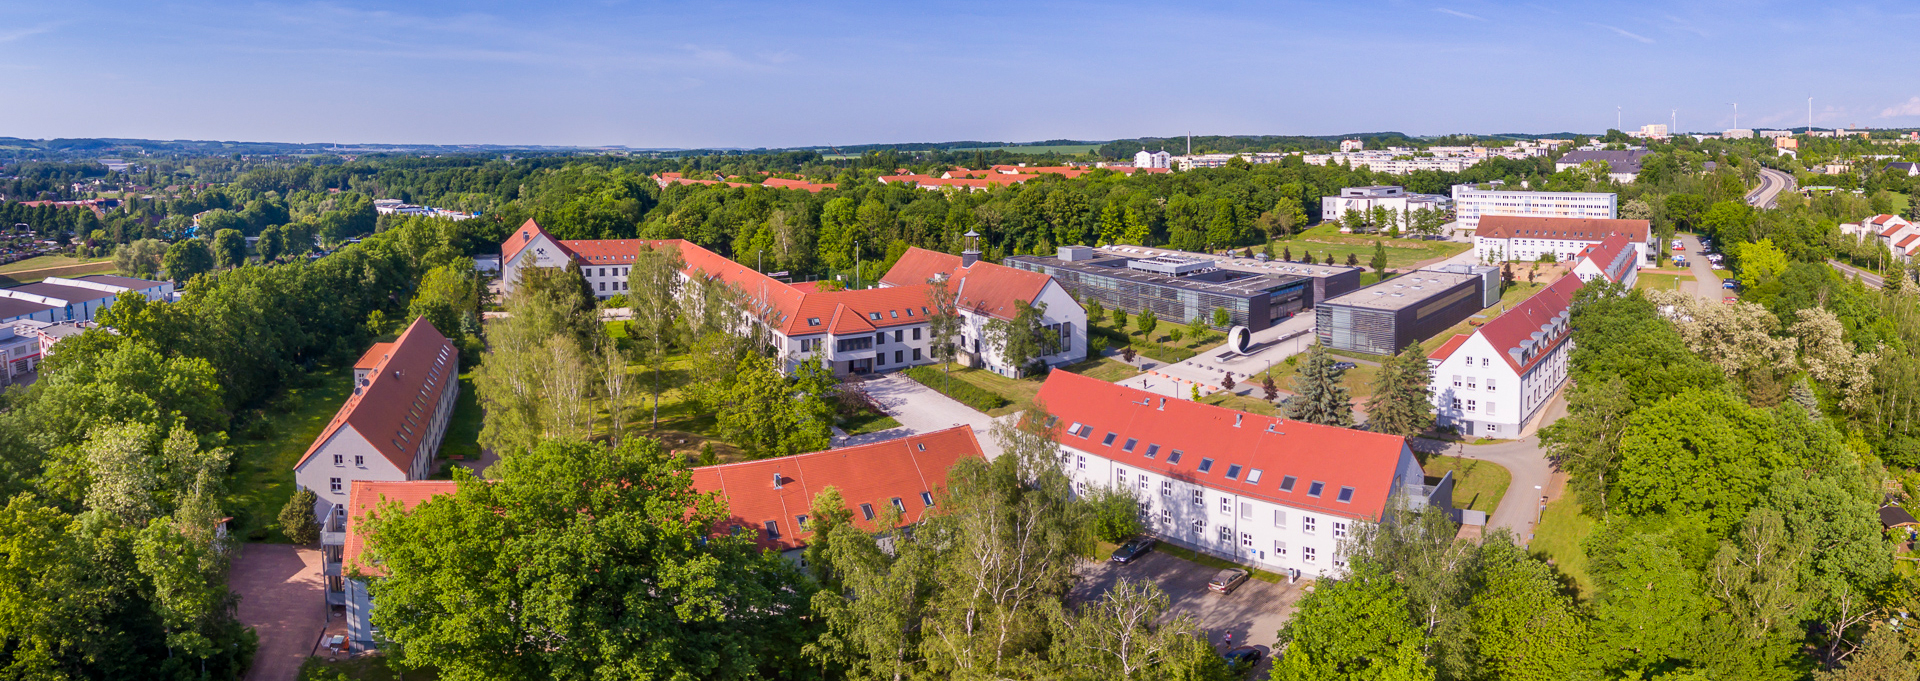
[1234,414,1243,428]
[961,230,981,268]
[1158,397,1166,411]
[772,472,784,489]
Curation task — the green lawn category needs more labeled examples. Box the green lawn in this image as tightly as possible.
[439,373,483,462]
[1633,272,1694,291]
[1096,314,1225,353]
[1268,225,1471,270]
[1530,497,1596,600]
[1418,280,1550,355]
[225,367,356,542]
[0,253,111,274]
[1421,455,1511,514]
[1062,356,1140,382]
[840,411,901,436]
[1156,542,1285,584]
[924,362,1039,417]
[298,655,436,681]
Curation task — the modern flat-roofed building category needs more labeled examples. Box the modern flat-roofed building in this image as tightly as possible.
[1315,267,1494,355]
[0,274,173,323]
[1451,185,1617,234]
[0,297,57,324]
[1473,215,1652,265]
[1428,274,1582,438]
[1005,245,1361,332]
[1040,371,1444,578]
[1320,185,1449,223]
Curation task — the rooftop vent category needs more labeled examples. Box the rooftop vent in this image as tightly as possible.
[773,472,784,489]
[1234,414,1243,428]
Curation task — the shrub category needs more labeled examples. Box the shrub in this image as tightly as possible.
[1085,486,1145,543]
[903,366,1010,411]
[279,488,320,545]
[1168,328,1185,343]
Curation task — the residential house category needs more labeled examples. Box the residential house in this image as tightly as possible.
[1427,274,1583,438]
[1570,233,1641,288]
[1840,214,1920,261]
[1473,215,1652,265]
[1040,371,1440,578]
[1554,150,1653,182]
[338,480,460,652]
[690,425,985,567]
[293,318,459,612]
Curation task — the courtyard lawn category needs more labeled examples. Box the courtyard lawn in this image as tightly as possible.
[438,373,483,462]
[1418,280,1551,355]
[1062,356,1140,382]
[925,362,1040,417]
[1530,496,1597,600]
[1096,314,1227,354]
[1266,225,1471,271]
[225,367,357,542]
[1420,455,1511,515]
[1633,272,1694,291]
[840,411,902,436]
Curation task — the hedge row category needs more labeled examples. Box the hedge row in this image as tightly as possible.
[903,366,1011,411]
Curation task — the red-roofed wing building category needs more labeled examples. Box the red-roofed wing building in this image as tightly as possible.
[1571,233,1640,288]
[879,244,1088,377]
[690,425,985,565]
[1839,215,1920,261]
[1039,372,1435,578]
[1473,215,1652,265]
[499,223,1085,377]
[294,318,459,609]
[1427,273,1582,438]
[338,480,459,652]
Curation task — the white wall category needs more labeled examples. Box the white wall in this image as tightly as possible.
[1430,332,1570,437]
[294,426,409,523]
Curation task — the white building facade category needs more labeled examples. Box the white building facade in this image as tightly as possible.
[1428,274,1582,437]
[1133,149,1172,169]
[1451,185,1618,234]
[1472,215,1652,265]
[1320,185,1449,223]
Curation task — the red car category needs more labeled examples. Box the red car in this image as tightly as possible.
[1672,243,1686,251]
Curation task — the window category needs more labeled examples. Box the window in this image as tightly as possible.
[859,504,876,521]
[1452,374,1462,387]
[1241,532,1254,547]
[1194,517,1207,532]
[796,515,810,530]
[1465,377,1476,389]
[1137,477,1147,494]
[1068,423,1091,438]
[1333,521,1349,538]
[890,311,899,319]
[1076,455,1086,471]
[891,497,906,513]
[921,492,935,507]
[1337,486,1355,503]
[1487,423,1500,433]
[1161,481,1172,497]
[1219,497,1231,514]
[1451,397,1462,409]
[874,333,886,345]
[1240,502,1252,520]
[1225,464,1242,480]
[1464,355,1472,365]
[764,520,781,540]
[1198,458,1215,473]
[1167,450,1183,464]
[1303,547,1317,562]
[894,330,903,343]
[1247,469,1262,484]
[1334,556,1349,569]
[1159,508,1171,524]
[1486,378,1496,391]
[1115,469,1127,486]
[1303,516,1317,533]
[1192,490,1204,507]
[333,453,343,465]
[354,455,364,466]
[598,282,606,291]
[913,348,922,361]
[868,312,882,321]
[1144,444,1160,459]
[912,327,921,340]
[895,350,903,364]
[329,477,342,493]
[1279,475,1297,492]
[836,337,873,352]
[1273,540,1288,556]
[1101,432,1117,446]
[1122,438,1138,453]
[1218,526,1232,542]
[876,353,886,366]
[1274,510,1287,528]
[1307,481,1325,498]
[1466,399,1477,412]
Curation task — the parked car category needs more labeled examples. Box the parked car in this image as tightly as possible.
[1110,536,1157,564]
[1672,242,1686,251]
[1722,279,1740,289]
[1222,646,1264,672]
[1332,361,1357,371]
[1207,568,1251,594]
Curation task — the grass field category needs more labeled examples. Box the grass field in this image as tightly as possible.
[841,411,902,436]
[0,259,118,286]
[1420,455,1510,514]
[298,656,436,681]
[1633,272,1695,291]
[1066,356,1140,382]
[1096,314,1225,353]
[951,143,1103,155]
[225,368,356,542]
[1267,225,1471,270]
[1530,497,1596,600]
[1418,280,1550,355]
[1156,542,1285,584]
[0,254,109,274]
[439,373,483,462]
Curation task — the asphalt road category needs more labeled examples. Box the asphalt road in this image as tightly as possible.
[1677,234,1728,303]
[1747,167,1796,209]
[1412,434,1554,544]
[1072,549,1303,665]
[1829,259,1887,289]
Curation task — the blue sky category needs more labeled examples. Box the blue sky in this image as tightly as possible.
[2,1,1917,148]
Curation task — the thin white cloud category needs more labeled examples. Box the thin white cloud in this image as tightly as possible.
[1590,23,1654,43]
[1433,8,1485,21]
[1881,96,1920,118]
[0,23,59,43]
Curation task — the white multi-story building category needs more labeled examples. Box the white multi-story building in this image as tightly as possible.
[1632,124,1670,140]
[1320,185,1449,223]
[1451,185,1617,234]
[1473,215,1651,265]
[1570,233,1642,289]
[1339,139,1364,152]
[1134,149,1172,169]
[1040,371,1440,579]
[1427,274,1582,438]
[1724,129,1755,140]
[501,221,1086,377]
[1840,214,1920,261]
[1172,152,1290,171]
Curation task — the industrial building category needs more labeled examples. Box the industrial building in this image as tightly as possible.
[1314,264,1498,355]
[1004,245,1362,332]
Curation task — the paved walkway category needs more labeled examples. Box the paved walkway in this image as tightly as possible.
[1115,314,1318,400]
[233,543,327,681]
[853,373,1008,459]
[1411,430,1555,545]
[1676,234,1725,303]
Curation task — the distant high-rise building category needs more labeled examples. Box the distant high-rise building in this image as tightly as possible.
[1339,139,1364,152]
[1133,149,1171,169]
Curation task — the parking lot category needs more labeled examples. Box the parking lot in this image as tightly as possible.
[1071,546,1307,668]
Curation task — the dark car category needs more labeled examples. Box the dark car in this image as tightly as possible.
[1207,568,1251,594]
[1721,279,1740,289]
[1110,536,1157,564]
[1222,646,1263,671]
[1332,361,1357,371]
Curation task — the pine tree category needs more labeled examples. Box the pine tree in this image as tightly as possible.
[1283,246,1293,262]
[1371,241,1388,277]
[1263,374,1279,401]
[1284,345,1353,427]
[1366,344,1434,437]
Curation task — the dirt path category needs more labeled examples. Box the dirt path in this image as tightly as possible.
[233,543,327,681]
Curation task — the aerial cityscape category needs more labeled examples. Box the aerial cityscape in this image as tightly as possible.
[1,2,1918,681]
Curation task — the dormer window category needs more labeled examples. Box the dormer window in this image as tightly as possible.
[808,318,821,326]
[869,312,882,321]
[1308,481,1325,498]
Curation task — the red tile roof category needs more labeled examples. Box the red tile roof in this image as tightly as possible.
[1900,234,1920,249]
[353,342,395,371]
[1427,334,1470,361]
[878,247,1052,321]
[879,248,964,287]
[760,177,838,192]
[1474,273,1583,374]
[1037,372,1411,520]
[297,318,458,471]
[690,426,985,551]
[1575,233,1636,284]
[1881,224,1911,238]
[1868,214,1899,225]
[502,218,561,263]
[1476,215,1650,242]
[343,480,460,576]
